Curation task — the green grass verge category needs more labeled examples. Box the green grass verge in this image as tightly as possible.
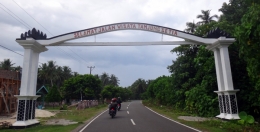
[0,104,107,132]
[142,100,260,132]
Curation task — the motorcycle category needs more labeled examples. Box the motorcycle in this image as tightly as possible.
[109,107,116,118]
[117,103,121,111]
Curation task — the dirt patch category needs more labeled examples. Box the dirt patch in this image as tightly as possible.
[0,109,56,125]
[35,109,55,117]
[0,113,16,124]
[178,116,209,121]
[45,119,78,125]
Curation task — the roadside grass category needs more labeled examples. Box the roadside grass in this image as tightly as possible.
[142,100,260,132]
[0,104,107,132]
[48,104,107,122]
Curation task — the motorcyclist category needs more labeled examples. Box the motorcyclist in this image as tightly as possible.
[117,97,122,110]
[117,97,122,104]
[109,98,118,114]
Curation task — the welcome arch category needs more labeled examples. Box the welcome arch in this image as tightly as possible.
[13,22,239,127]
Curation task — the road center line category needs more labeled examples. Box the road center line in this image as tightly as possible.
[130,119,136,125]
[127,111,129,114]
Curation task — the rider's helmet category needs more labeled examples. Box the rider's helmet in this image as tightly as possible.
[112,98,117,102]
[118,97,121,99]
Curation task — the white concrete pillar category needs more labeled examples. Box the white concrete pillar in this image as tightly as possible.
[19,48,34,95]
[12,39,48,128]
[213,49,224,91]
[207,37,239,120]
[218,44,240,119]
[219,45,234,91]
[212,48,226,118]
[30,51,40,95]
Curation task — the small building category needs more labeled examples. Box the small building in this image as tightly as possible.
[0,70,21,115]
[36,85,48,109]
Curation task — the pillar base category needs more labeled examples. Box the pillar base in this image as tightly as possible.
[225,114,240,120]
[12,119,40,127]
[214,90,240,120]
[13,95,40,128]
[216,113,226,118]
[14,95,41,100]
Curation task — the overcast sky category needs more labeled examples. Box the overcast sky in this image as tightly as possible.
[0,0,229,87]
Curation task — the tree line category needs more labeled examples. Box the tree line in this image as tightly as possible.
[0,58,148,103]
[0,59,132,104]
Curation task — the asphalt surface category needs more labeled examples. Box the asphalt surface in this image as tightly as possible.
[80,100,200,132]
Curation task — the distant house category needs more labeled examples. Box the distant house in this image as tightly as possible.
[36,85,48,109]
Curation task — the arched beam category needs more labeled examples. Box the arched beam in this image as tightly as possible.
[54,41,199,46]
[36,22,218,46]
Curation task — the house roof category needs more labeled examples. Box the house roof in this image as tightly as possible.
[36,85,48,94]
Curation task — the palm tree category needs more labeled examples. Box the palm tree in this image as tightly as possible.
[184,21,197,33]
[196,10,218,25]
[218,14,225,22]
[53,66,72,98]
[14,66,22,72]
[55,66,63,88]
[130,79,147,99]
[38,63,48,85]
[0,59,15,70]
[100,72,110,87]
[109,74,120,86]
[62,66,72,80]
[73,72,79,77]
[38,61,57,87]
[93,74,99,79]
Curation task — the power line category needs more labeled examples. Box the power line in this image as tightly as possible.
[12,0,53,36]
[13,0,91,64]
[0,3,32,29]
[87,66,95,75]
[0,44,23,56]
[54,47,79,61]
[0,4,74,65]
[0,1,89,66]
[0,5,91,71]
[66,47,90,65]
[0,4,31,30]
[0,44,44,64]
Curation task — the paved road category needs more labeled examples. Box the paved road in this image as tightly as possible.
[80,100,200,132]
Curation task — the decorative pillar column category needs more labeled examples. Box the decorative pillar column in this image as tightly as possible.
[219,44,239,119]
[13,37,48,127]
[207,37,239,120]
[212,48,226,118]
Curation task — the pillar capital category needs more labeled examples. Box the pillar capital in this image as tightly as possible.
[206,37,235,51]
[223,89,240,94]
[16,39,48,53]
[14,95,41,100]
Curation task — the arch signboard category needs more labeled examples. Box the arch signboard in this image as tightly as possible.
[13,22,239,128]
[22,22,221,46]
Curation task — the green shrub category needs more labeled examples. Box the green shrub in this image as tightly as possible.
[238,111,255,124]
[60,104,68,110]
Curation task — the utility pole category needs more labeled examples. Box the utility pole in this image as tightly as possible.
[87,66,95,75]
